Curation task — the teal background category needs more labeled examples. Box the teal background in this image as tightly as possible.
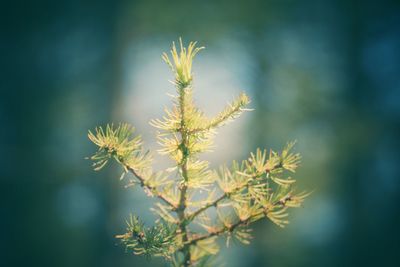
[2,0,400,266]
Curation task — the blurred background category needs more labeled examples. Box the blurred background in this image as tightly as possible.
[2,0,400,266]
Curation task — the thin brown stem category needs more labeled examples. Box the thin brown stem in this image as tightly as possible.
[125,165,177,209]
[186,214,257,246]
[186,176,257,223]
[186,193,227,222]
[187,197,291,246]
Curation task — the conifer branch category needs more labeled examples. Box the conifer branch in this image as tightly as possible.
[188,92,251,134]
[116,215,178,259]
[88,39,310,267]
[187,196,293,246]
[188,156,287,224]
[87,123,178,209]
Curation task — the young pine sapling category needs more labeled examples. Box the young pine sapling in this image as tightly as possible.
[88,39,309,267]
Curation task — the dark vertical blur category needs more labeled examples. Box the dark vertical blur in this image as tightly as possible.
[2,1,121,266]
[2,0,399,266]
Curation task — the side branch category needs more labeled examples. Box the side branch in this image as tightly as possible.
[186,174,256,223]
[125,165,178,209]
[187,213,257,246]
[186,193,227,222]
[187,197,292,246]
[188,92,250,133]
